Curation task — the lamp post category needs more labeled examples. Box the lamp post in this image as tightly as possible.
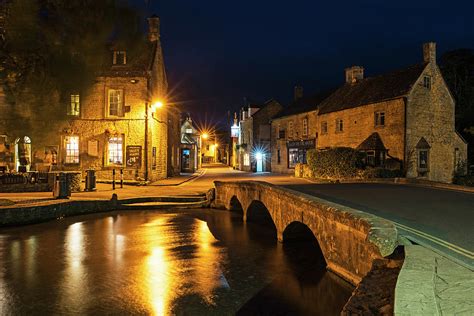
[144,100,164,182]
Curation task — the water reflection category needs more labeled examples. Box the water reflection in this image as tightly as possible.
[0,210,353,314]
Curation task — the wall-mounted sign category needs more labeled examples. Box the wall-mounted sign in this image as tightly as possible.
[287,139,316,149]
[88,140,99,157]
[231,124,239,138]
[126,145,142,168]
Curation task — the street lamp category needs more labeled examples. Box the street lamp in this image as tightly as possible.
[145,99,165,181]
[202,132,209,140]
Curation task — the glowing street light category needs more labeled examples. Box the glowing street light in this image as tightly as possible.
[151,101,164,112]
[202,133,209,140]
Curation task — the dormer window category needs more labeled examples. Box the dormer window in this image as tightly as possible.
[113,51,127,65]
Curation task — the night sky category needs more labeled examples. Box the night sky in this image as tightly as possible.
[132,0,474,126]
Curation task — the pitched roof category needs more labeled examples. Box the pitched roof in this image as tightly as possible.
[273,90,334,119]
[416,137,431,149]
[357,132,386,151]
[318,63,427,115]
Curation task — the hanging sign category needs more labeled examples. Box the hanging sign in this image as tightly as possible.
[126,145,142,168]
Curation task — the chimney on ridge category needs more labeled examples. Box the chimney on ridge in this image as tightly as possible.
[345,66,364,84]
[423,42,436,64]
[147,15,160,42]
[294,86,304,100]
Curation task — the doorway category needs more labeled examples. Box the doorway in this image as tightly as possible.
[15,136,32,172]
[181,149,192,173]
[256,152,265,172]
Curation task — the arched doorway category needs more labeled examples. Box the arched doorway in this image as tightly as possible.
[15,136,32,172]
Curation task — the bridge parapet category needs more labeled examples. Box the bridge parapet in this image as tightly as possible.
[214,180,398,285]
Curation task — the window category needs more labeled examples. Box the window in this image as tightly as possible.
[277,149,281,164]
[278,129,286,139]
[243,153,250,166]
[113,51,127,65]
[336,119,344,132]
[275,125,279,139]
[206,145,210,150]
[288,121,294,139]
[321,121,328,135]
[302,118,308,137]
[288,148,299,168]
[64,136,79,164]
[423,76,431,89]
[68,94,80,116]
[185,128,193,134]
[375,111,385,127]
[418,150,429,170]
[108,136,123,165]
[108,89,123,117]
[152,147,157,170]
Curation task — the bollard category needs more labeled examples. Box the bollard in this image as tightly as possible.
[120,168,123,188]
[112,169,116,190]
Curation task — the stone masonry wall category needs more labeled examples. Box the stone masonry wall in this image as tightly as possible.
[406,64,468,182]
[271,110,318,173]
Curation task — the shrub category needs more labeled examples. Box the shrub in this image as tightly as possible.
[360,167,403,179]
[306,147,364,179]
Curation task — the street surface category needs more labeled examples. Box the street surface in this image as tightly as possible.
[1,163,472,267]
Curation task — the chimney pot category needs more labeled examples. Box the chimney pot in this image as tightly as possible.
[345,66,364,84]
[147,15,160,42]
[294,86,304,100]
[423,42,436,64]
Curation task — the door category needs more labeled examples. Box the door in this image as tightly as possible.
[181,149,191,173]
[256,152,263,172]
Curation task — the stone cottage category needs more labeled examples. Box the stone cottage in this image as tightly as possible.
[0,16,179,181]
[271,43,467,183]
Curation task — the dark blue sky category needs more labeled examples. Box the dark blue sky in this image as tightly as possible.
[133,0,473,124]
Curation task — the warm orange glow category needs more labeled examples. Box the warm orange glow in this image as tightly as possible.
[202,133,209,140]
[151,101,164,112]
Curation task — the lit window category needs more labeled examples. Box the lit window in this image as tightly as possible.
[336,119,344,132]
[113,51,127,65]
[108,89,123,117]
[68,94,80,116]
[108,136,123,165]
[321,121,328,134]
[288,121,294,138]
[375,111,385,127]
[65,136,79,164]
[302,118,308,137]
[185,128,193,134]
[423,76,431,89]
[243,153,250,166]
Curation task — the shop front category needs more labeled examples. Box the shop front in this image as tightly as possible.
[287,139,315,169]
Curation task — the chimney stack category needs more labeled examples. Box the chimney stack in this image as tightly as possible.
[147,15,160,42]
[345,66,364,84]
[294,86,304,100]
[423,42,436,64]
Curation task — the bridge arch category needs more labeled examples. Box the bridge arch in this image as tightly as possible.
[246,200,277,237]
[229,195,243,215]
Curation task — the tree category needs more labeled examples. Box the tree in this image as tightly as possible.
[440,49,474,162]
[0,0,145,138]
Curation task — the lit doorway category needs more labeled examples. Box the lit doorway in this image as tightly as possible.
[256,152,265,172]
[181,149,192,173]
[15,136,32,172]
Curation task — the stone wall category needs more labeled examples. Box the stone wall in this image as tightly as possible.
[405,64,468,182]
[271,110,318,173]
[214,181,399,285]
[317,98,405,161]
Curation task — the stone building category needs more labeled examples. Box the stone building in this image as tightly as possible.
[271,87,332,174]
[271,43,467,183]
[0,16,178,182]
[237,99,282,172]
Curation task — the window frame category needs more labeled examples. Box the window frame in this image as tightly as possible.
[423,76,432,89]
[335,119,344,133]
[302,118,308,137]
[418,149,429,171]
[321,121,328,135]
[108,89,124,117]
[113,51,127,65]
[68,94,80,117]
[64,136,80,165]
[107,135,124,166]
[288,121,294,139]
[374,111,385,127]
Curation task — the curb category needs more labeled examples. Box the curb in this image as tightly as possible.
[150,169,206,187]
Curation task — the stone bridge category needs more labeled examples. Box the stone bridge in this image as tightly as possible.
[213,181,399,285]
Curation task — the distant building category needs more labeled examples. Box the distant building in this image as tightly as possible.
[271,43,468,183]
[237,99,283,172]
[180,116,200,173]
[0,16,179,181]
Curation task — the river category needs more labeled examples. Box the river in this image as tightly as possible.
[0,209,353,315]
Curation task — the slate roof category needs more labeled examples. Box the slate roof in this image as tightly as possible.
[357,132,386,151]
[273,90,334,119]
[318,63,427,115]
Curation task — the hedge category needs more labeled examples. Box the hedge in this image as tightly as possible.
[306,147,364,179]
